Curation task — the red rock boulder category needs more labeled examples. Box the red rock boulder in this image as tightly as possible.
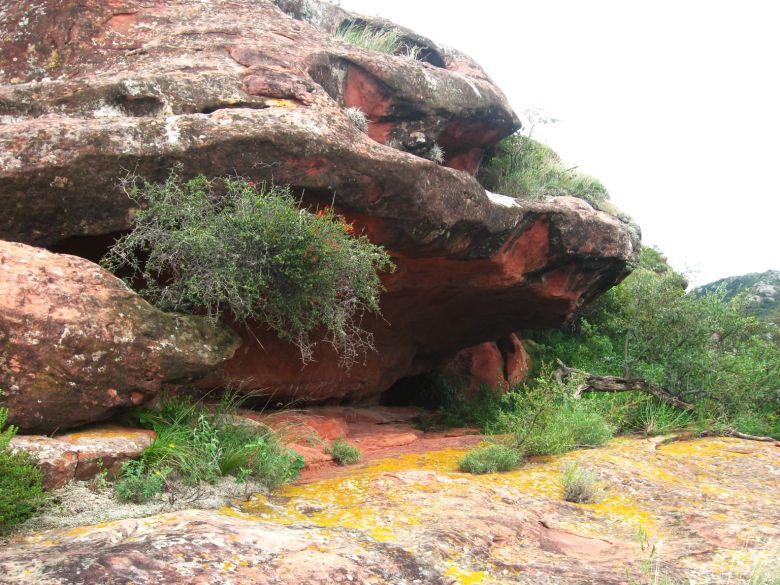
[0,241,240,433]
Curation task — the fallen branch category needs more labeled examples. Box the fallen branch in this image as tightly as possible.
[655,430,780,447]
[555,359,695,411]
[693,429,780,445]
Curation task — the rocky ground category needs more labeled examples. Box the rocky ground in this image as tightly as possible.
[2,422,778,584]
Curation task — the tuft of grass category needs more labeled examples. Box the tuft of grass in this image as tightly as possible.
[328,438,361,465]
[478,133,610,208]
[336,22,424,60]
[343,106,369,133]
[427,143,445,164]
[629,399,693,436]
[561,461,607,503]
[458,443,522,474]
[336,22,402,54]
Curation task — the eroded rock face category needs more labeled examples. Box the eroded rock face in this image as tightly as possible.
[0,241,240,432]
[0,0,639,406]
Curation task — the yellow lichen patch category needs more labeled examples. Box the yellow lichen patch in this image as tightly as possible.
[43,49,60,70]
[264,98,300,108]
[658,436,748,458]
[218,436,778,582]
[444,564,488,584]
[59,428,151,441]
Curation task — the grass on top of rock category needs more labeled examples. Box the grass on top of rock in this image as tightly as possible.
[0,406,47,531]
[328,438,361,465]
[478,132,611,209]
[336,21,422,59]
[114,394,304,503]
[457,443,522,474]
[102,170,393,367]
[478,131,632,219]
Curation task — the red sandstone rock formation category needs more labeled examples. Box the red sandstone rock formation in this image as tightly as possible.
[447,333,531,391]
[0,0,639,419]
[10,425,156,489]
[0,241,239,432]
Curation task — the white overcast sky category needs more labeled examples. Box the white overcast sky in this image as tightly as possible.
[339,0,779,286]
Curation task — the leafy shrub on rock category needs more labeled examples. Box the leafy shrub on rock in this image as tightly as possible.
[102,172,394,366]
[0,407,47,530]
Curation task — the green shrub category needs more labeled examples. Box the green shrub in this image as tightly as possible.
[0,450,47,530]
[525,244,780,435]
[492,374,615,456]
[0,407,47,530]
[478,133,610,207]
[114,460,168,503]
[125,395,304,495]
[328,438,361,465]
[458,443,522,474]
[561,461,607,503]
[102,171,393,366]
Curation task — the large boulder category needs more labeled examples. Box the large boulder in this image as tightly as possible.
[0,0,639,407]
[0,241,240,432]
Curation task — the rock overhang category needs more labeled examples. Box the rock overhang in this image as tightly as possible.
[0,0,640,408]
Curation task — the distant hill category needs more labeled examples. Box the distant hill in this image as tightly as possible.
[696,270,780,325]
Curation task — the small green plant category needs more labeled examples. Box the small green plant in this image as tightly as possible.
[561,461,607,503]
[343,106,369,133]
[458,443,522,474]
[115,460,169,504]
[126,394,304,493]
[328,437,361,465]
[102,171,393,366]
[0,406,47,530]
[89,458,110,492]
